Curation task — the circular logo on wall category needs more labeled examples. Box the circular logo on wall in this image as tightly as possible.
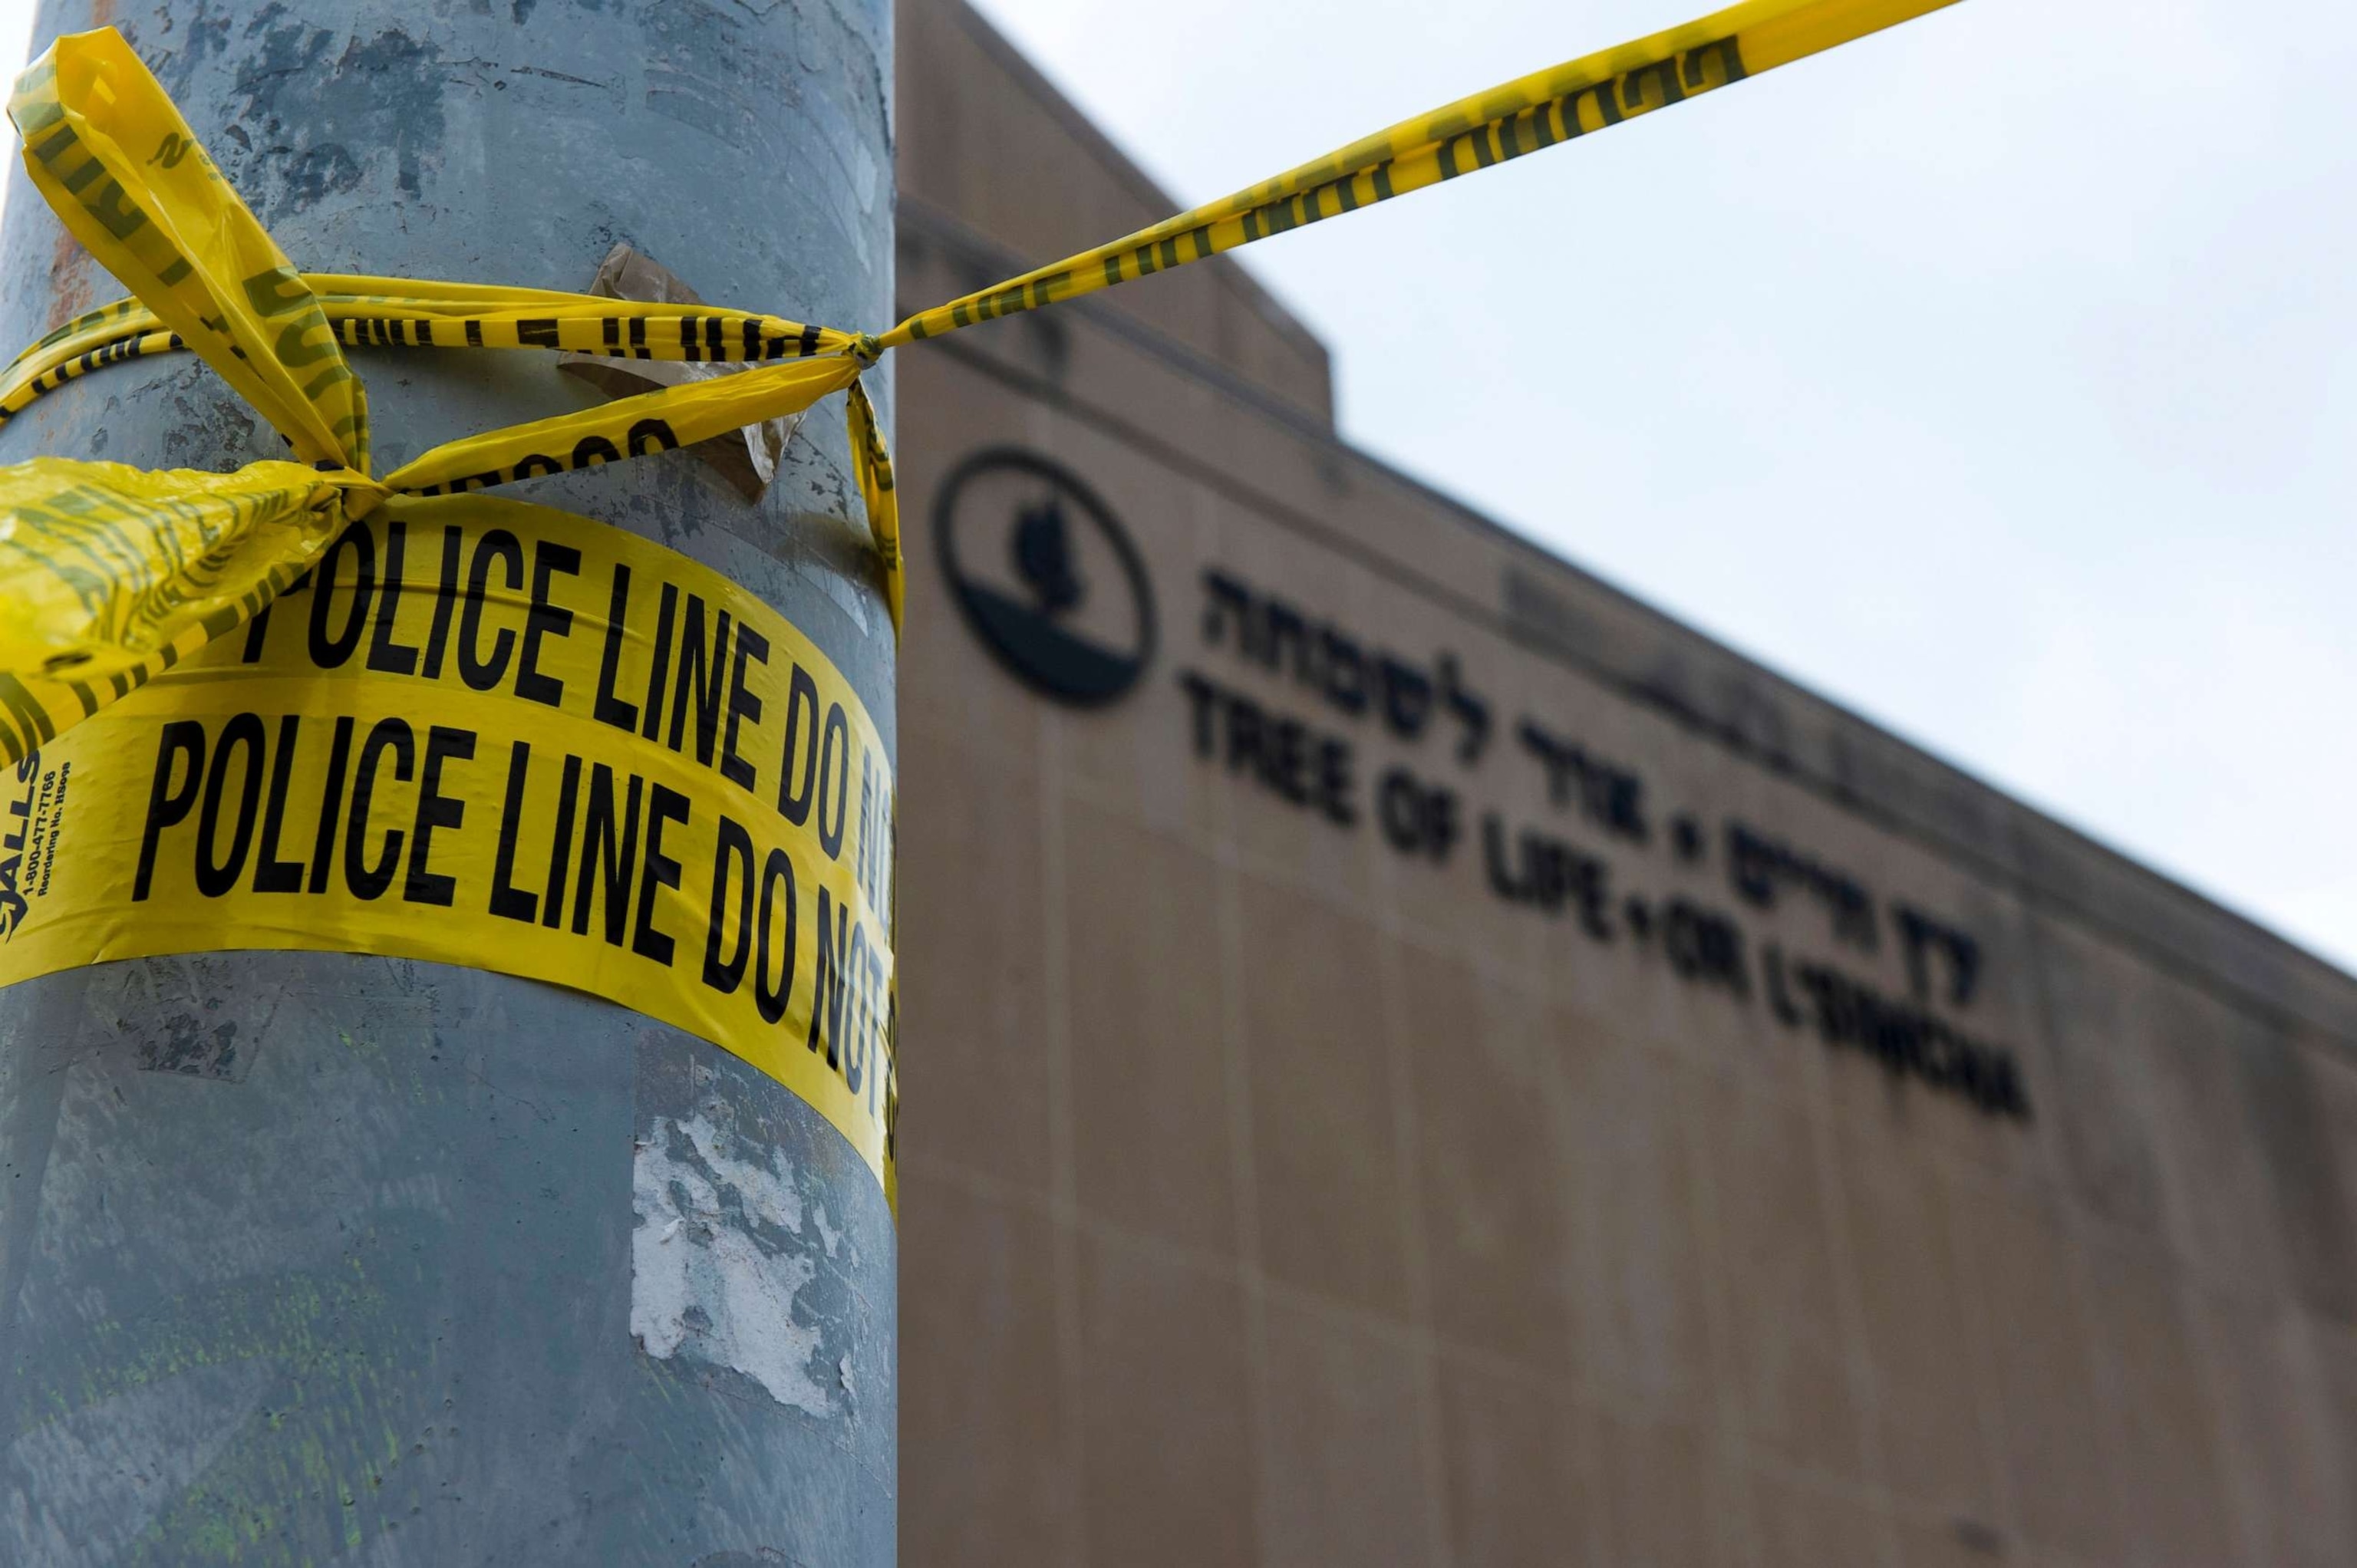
[935,448,1155,707]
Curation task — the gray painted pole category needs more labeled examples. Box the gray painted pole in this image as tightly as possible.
[0,4,896,1563]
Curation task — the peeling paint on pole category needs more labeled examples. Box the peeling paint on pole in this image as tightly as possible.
[631,1112,864,1418]
[0,2,898,1563]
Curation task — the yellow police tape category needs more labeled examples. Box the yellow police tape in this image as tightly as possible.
[0,0,1960,1200]
[0,492,899,1199]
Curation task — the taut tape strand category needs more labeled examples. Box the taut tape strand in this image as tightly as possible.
[885,0,1958,348]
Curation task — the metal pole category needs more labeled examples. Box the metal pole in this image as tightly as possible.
[0,4,896,1563]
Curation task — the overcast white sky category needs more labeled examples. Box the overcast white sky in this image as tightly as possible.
[962,0,2357,976]
[0,2,2349,973]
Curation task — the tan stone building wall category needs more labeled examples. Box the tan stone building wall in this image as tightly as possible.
[890,4,2357,1563]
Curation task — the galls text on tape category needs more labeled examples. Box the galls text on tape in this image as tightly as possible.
[0,493,899,1202]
